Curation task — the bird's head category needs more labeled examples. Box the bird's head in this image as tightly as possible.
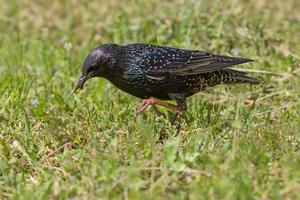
[74,44,119,93]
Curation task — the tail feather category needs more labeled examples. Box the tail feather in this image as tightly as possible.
[223,69,261,84]
[214,55,254,66]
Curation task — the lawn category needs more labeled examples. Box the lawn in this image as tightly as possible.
[0,0,300,199]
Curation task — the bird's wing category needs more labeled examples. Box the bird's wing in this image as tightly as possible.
[131,46,253,76]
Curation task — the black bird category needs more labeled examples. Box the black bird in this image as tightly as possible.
[74,44,260,116]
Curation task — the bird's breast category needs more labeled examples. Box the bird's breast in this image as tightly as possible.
[105,74,151,99]
[105,72,172,100]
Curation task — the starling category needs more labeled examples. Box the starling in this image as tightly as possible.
[74,44,260,116]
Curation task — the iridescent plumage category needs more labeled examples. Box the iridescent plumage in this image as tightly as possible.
[74,44,261,115]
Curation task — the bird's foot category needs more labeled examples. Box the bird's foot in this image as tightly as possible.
[134,98,183,118]
[135,98,163,117]
[151,104,165,117]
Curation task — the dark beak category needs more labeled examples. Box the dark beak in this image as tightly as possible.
[73,73,86,93]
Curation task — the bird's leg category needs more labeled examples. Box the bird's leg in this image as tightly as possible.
[135,98,180,116]
[135,99,163,118]
[153,101,183,112]
[136,99,156,113]
[151,104,165,117]
[170,98,187,124]
[135,97,186,119]
[136,99,149,112]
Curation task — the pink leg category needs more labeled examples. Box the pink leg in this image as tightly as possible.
[151,104,165,117]
[136,99,156,113]
[135,98,184,117]
[154,101,183,113]
[136,99,149,112]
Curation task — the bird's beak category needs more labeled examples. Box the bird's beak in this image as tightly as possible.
[73,73,86,93]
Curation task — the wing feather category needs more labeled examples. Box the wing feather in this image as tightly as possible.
[124,44,253,78]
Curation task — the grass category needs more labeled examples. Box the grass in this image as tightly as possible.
[0,0,300,199]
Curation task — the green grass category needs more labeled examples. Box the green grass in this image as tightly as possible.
[0,0,300,199]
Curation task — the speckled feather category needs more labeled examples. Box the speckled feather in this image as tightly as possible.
[81,43,260,102]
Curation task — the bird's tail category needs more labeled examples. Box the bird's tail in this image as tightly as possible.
[221,69,261,84]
